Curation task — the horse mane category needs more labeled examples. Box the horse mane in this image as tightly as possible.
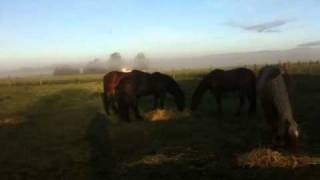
[257,65,290,93]
[167,75,184,97]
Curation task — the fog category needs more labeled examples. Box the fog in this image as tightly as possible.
[1,47,320,77]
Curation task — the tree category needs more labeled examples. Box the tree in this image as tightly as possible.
[133,52,149,70]
[53,66,80,76]
[83,58,107,74]
[108,52,124,71]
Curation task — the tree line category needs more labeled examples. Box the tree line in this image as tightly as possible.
[53,52,150,76]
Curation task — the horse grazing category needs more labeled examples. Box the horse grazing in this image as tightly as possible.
[116,70,185,122]
[191,68,256,116]
[257,65,299,150]
[102,71,128,115]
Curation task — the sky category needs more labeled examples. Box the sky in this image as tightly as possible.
[0,0,320,70]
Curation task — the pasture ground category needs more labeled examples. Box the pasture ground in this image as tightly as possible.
[0,71,320,180]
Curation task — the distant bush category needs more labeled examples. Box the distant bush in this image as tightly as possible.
[83,58,108,74]
[53,67,80,76]
[107,52,125,71]
[133,52,149,70]
[82,67,107,74]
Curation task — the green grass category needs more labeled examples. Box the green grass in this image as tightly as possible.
[0,68,320,179]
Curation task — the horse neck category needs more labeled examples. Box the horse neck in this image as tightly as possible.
[195,77,209,97]
[167,78,182,98]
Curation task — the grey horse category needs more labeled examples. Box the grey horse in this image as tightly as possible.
[257,65,299,149]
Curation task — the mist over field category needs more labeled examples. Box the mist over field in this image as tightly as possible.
[1,47,320,77]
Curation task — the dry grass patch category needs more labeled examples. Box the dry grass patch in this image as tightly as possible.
[237,148,320,168]
[0,116,24,127]
[127,154,183,167]
[144,109,190,121]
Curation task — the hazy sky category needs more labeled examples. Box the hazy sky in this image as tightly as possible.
[1,0,320,69]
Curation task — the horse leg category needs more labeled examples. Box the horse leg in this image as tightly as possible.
[118,96,131,122]
[119,103,130,122]
[247,90,257,115]
[133,98,143,120]
[159,94,166,109]
[235,91,245,116]
[215,93,223,115]
[111,96,119,114]
[153,95,159,110]
[101,93,111,115]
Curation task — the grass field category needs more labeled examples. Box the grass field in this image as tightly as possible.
[1,66,320,179]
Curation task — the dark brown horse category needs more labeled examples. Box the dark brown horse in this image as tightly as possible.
[257,65,299,150]
[102,71,128,115]
[116,70,185,122]
[191,68,256,116]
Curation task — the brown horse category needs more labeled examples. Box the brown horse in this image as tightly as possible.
[102,71,128,115]
[116,70,185,122]
[257,65,299,150]
[191,68,256,116]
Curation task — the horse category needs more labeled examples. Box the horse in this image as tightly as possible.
[257,65,299,150]
[116,70,185,122]
[102,71,128,115]
[191,68,256,116]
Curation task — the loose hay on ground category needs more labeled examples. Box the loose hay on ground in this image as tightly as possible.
[144,109,190,121]
[127,154,183,167]
[236,148,320,168]
[0,117,24,126]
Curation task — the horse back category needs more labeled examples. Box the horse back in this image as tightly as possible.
[117,70,153,96]
[209,68,255,91]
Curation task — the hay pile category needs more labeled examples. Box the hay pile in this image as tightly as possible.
[237,148,319,168]
[144,109,190,121]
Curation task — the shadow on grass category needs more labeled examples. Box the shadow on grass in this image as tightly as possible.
[87,112,115,180]
[0,88,109,179]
